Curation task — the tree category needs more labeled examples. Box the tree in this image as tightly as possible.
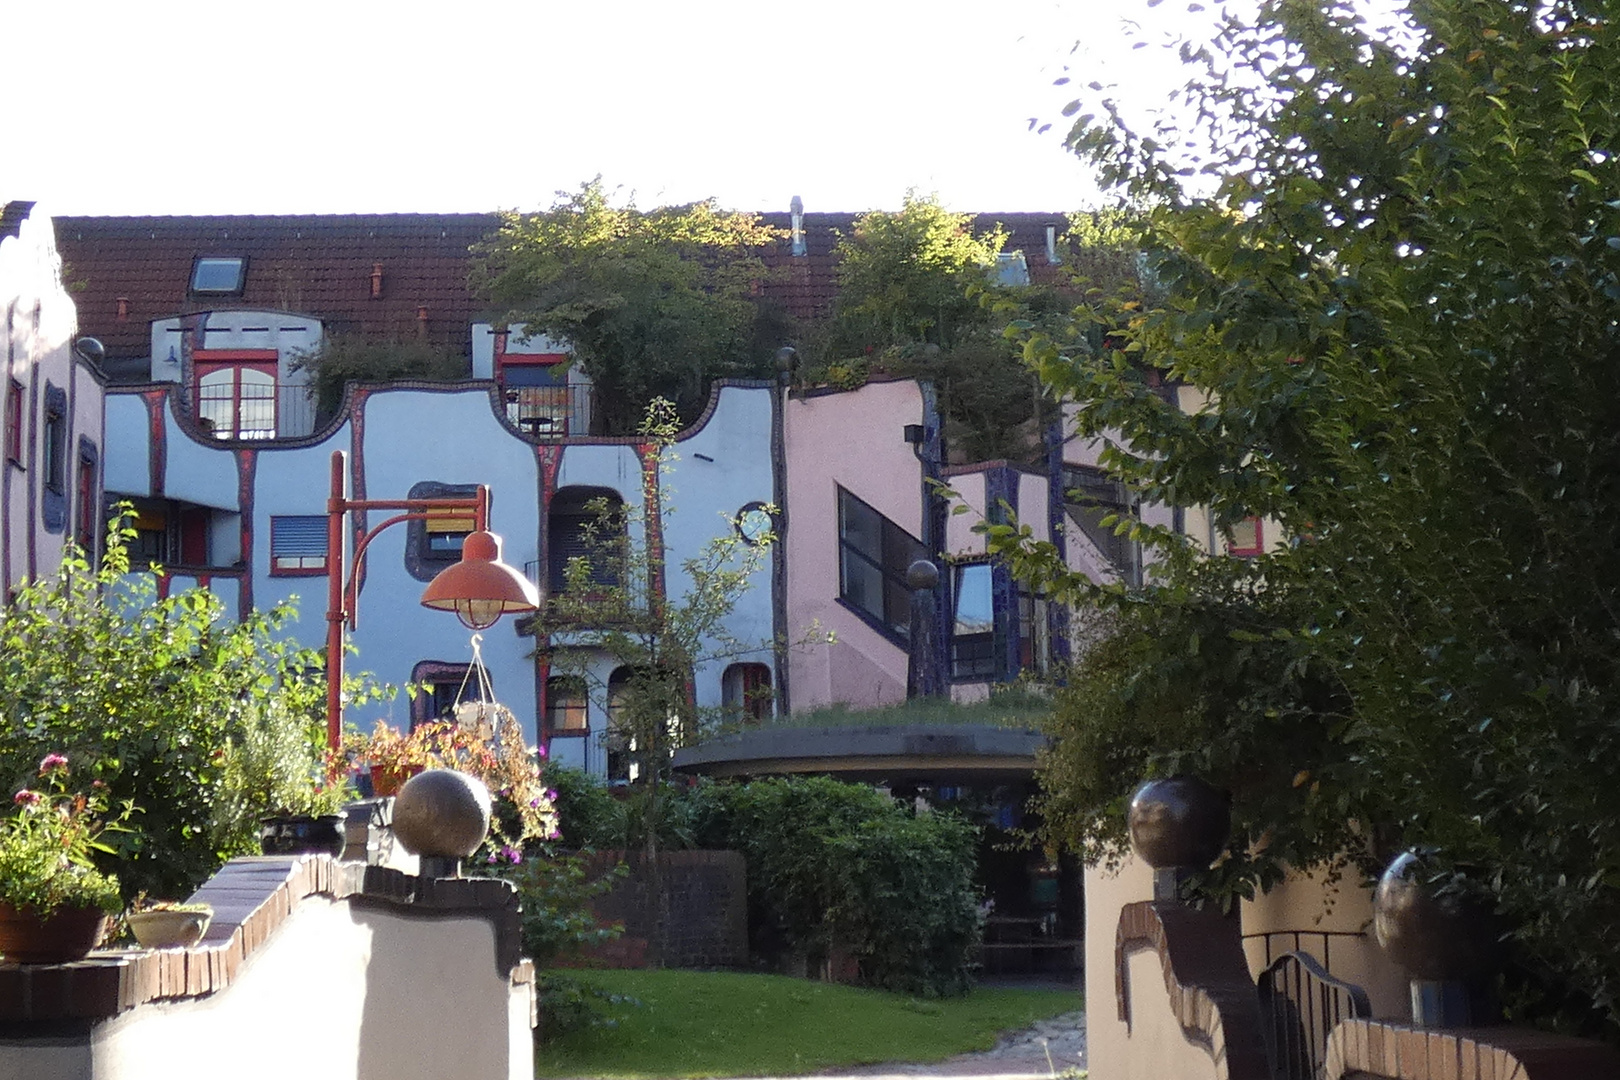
[0,517,334,899]
[998,0,1620,1035]
[533,399,786,961]
[290,334,467,419]
[474,179,783,433]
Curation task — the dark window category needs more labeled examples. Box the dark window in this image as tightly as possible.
[548,486,624,594]
[546,676,588,736]
[721,663,773,723]
[4,379,21,465]
[189,256,247,295]
[131,503,174,566]
[75,440,98,551]
[1063,465,1141,585]
[42,398,64,494]
[951,562,998,678]
[605,667,634,783]
[1018,588,1050,675]
[404,481,479,582]
[270,515,328,575]
[837,486,925,639]
[409,661,492,728]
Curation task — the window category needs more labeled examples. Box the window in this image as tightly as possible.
[4,379,21,466]
[126,498,214,567]
[131,505,172,566]
[409,661,492,728]
[189,256,247,295]
[837,486,925,639]
[546,676,588,736]
[549,486,624,594]
[951,563,998,679]
[722,663,773,723]
[605,667,635,783]
[404,481,479,581]
[1228,516,1264,557]
[41,395,64,494]
[270,515,328,575]
[194,352,278,439]
[75,441,99,551]
[1063,465,1141,585]
[1018,589,1050,675]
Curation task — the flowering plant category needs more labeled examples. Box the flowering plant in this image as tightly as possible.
[0,754,129,915]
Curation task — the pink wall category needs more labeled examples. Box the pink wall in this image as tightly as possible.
[784,379,926,712]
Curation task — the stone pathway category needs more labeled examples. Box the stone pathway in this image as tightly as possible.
[812,1010,1087,1079]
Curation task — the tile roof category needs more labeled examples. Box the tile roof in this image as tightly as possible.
[756,210,1075,322]
[54,209,1076,360]
[1,201,37,241]
[54,214,501,361]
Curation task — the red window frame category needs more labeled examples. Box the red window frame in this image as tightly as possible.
[193,349,278,439]
[1228,516,1264,557]
[4,380,21,466]
[76,454,96,549]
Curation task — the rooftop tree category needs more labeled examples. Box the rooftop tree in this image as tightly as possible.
[997,0,1620,1036]
[474,179,783,433]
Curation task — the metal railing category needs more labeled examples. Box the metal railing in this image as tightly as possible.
[193,383,318,440]
[503,385,594,439]
[1256,949,1372,1080]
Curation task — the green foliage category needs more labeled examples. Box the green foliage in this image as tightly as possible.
[534,968,1078,1078]
[831,192,1008,352]
[290,333,467,416]
[1005,0,1620,1036]
[692,776,982,997]
[544,764,631,850]
[475,179,783,432]
[0,519,331,899]
[0,755,127,915]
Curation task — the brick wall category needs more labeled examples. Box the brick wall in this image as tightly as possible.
[580,850,747,969]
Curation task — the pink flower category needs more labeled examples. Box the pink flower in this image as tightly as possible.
[544,788,558,802]
[12,789,41,806]
[38,753,69,776]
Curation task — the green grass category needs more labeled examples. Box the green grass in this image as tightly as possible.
[536,969,1081,1079]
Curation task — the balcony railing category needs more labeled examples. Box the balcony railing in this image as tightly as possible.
[193,383,318,440]
[503,385,595,440]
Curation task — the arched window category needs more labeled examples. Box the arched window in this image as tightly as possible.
[605,666,635,783]
[722,663,773,723]
[548,486,625,595]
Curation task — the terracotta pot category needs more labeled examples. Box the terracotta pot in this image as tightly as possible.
[369,763,422,798]
[0,902,108,964]
[128,908,212,950]
[259,814,347,857]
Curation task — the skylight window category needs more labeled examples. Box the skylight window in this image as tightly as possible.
[190,257,246,295]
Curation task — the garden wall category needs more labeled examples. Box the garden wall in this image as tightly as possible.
[578,850,747,969]
[0,856,535,1080]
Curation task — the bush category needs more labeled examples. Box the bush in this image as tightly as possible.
[0,520,331,899]
[694,776,982,997]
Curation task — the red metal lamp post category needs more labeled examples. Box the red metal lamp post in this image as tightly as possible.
[324,450,539,753]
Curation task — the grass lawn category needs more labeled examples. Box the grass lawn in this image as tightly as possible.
[535,969,1081,1079]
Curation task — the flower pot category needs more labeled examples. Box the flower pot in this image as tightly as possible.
[0,902,108,964]
[369,763,423,798]
[128,908,212,950]
[259,814,347,857]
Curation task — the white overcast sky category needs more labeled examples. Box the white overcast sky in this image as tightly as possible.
[5,0,1225,217]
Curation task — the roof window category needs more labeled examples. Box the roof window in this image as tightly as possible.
[190,257,247,296]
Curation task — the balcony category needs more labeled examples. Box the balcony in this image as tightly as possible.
[193,381,318,440]
[503,385,594,440]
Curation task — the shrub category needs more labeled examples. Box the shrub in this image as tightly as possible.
[694,776,982,997]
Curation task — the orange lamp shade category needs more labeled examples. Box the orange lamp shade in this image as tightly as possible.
[419,530,541,630]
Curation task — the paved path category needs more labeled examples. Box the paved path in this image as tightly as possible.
[816,1010,1087,1079]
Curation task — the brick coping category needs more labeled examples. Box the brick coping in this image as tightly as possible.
[0,856,531,1027]
[1323,1017,1620,1079]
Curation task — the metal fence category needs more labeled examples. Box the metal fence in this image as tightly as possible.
[193,383,318,440]
[503,385,594,439]
[1256,949,1372,1080]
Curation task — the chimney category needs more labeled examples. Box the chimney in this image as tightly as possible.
[116,297,129,321]
[370,263,384,299]
[416,306,429,336]
[1045,224,1061,266]
[790,195,807,257]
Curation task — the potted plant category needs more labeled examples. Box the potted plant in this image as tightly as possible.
[126,897,213,950]
[345,720,450,797]
[259,771,356,858]
[0,754,127,964]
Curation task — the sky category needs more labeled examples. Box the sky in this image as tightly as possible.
[4,0,1221,217]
